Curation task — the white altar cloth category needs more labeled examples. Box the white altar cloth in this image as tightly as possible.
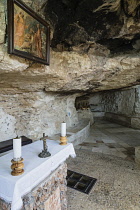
[0,140,76,210]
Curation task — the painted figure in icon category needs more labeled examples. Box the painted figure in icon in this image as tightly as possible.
[14,11,26,47]
[14,7,45,59]
[34,24,44,59]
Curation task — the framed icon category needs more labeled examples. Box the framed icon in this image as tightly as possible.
[7,0,50,65]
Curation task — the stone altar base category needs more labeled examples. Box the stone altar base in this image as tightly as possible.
[0,163,67,210]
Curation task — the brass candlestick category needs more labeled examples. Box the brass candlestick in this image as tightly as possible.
[11,158,24,176]
[60,136,68,145]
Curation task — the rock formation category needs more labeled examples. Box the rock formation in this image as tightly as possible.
[0,0,140,94]
[0,0,140,140]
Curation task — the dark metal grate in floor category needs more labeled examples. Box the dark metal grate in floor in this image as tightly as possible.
[66,170,97,194]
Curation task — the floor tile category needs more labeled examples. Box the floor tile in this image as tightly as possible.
[75,120,140,160]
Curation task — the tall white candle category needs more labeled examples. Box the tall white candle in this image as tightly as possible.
[13,137,21,160]
[61,122,66,137]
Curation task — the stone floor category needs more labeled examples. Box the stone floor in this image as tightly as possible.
[76,120,140,160]
[67,120,140,210]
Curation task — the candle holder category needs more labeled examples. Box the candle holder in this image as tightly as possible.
[60,136,68,145]
[11,158,24,176]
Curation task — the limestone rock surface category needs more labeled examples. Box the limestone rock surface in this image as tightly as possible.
[0,49,140,94]
[0,0,140,94]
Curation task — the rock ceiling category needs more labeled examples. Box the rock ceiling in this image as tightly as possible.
[0,0,140,94]
[45,0,140,53]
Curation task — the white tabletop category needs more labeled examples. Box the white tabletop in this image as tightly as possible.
[0,140,76,210]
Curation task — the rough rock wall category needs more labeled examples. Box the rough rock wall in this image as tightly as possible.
[0,0,80,142]
[135,87,140,115]
[89,93,105,118]
[103,88,136,116]
[45,0,140,52]
[88,85,140,128]
[89,85,140,116]
[0,92,78,142]
[0,0,140,94]
[102,86,140,128]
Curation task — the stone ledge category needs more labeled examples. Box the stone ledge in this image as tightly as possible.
[49,119,90,146]
[105,112,140,129]
[68,119,90,146]
[131,117,140,129]
[105,112,131,127]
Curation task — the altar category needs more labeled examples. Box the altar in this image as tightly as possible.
[0,140,76,210]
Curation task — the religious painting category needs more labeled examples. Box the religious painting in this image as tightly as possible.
[7,0,50,65]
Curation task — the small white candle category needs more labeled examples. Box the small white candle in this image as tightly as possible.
[61,122,66,137]
[13,137,21,160]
